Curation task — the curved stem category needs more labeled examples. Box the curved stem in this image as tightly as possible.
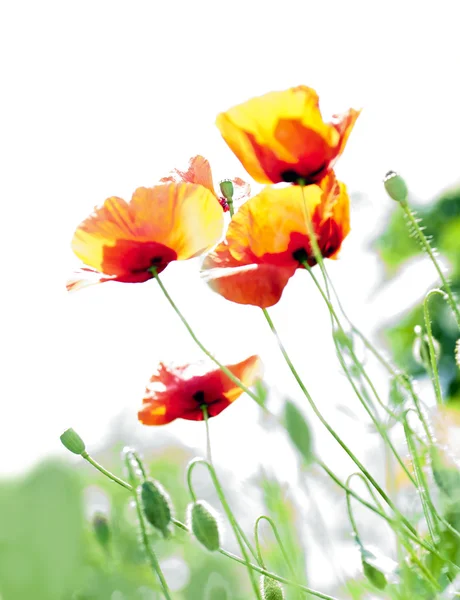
[304,263,417,488]
[187,458,262,599]
[124,452,172,600]
[254,515,297,577]
[423,289,445,406]
[82,452,132,491]
[219,548,338,600]
[401,204,460,329]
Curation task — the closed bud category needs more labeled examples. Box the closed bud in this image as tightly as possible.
[260,576,285,599]
[219,179,234,201]
[141,479,173,537]
[188,500,221,551]
[412,325,441,367]
[93,512,110,549]
[456,340,460,369]
[362,559,387,590]
[60,428,86,455]
[383,171,408,204]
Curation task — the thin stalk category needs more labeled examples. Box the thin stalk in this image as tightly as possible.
[400,203,460,329]
[201,406,259,564]
[317,460,445,559]
[82,451,132,491]
[219,548,339,600]
[254,515,298,580]
[304,263,417,486]
[151,268,262,407]
[124,453,173,600]
[261,307,420,539]
[187,458,262,599]
[403,415,439,545]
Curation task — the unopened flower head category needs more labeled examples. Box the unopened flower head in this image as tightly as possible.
[383,170,408,204]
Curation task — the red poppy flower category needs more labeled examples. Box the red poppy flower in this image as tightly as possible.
[67,156,236,292]
[216,86,360,185]
[138,355,263,425]
[201,173,350,308]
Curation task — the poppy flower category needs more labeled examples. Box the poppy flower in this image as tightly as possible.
[216,85,360,185]
[67,156,225,292]
[201,173,350,308]
[138,355,263,425]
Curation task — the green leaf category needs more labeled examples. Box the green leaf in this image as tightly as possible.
[284,401,314,465]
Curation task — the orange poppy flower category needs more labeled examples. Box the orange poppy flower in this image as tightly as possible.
[67,156,227,292]
[201,173,350,308]
[138,355,263,425]
[216,86,360,185]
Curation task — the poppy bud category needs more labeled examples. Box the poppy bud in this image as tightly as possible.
[412,325,441,367]
[141,479,173,537]
[93,512,110,549]
[60,428,86,455]
[219,179,234,201]
[188,500,221,551]
[362,559,387,590]
[456,340,460,369]
[383,171,408,204]
[260,576,285,599]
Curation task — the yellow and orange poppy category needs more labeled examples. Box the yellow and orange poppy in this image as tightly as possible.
[138,355,263,425]
[216,86,360,185]
[202,173,350,308]
[67,156,230,292]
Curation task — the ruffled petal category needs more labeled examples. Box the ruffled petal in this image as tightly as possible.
[202,242,296,308]
[159,155,216,195]
[216,86,359,184]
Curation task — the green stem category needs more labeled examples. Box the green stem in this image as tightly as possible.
[423,289,445,406]
[201,406,259,564]
[187,458,262,599]
[401,203,460,329]
[304,263,418,488]
[261,307,419,538]
[82,452,132,491]
[317,460,445,559]
[151,269,262,407]
[201,405,213,465]
[254,515,298,580]
[124,452,173,600]
[219,548,338,600]
[403,414,439,545]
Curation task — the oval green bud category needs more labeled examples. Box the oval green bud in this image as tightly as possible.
[383,170,408,204]
[93,512,110,548]
[60,428,86,455]
[362,559,387,590]
[219,179,234,201]
[141,479,173,537]
[188,500,221,551]
[260,576,285,600]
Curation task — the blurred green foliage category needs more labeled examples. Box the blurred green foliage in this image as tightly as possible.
[0,444,310,600]
[374,185,460,403]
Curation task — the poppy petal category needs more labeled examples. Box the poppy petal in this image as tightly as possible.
[159,155,216,195]
[202,242,296,308]
[226,185,322,263]
[216,86,359,184]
